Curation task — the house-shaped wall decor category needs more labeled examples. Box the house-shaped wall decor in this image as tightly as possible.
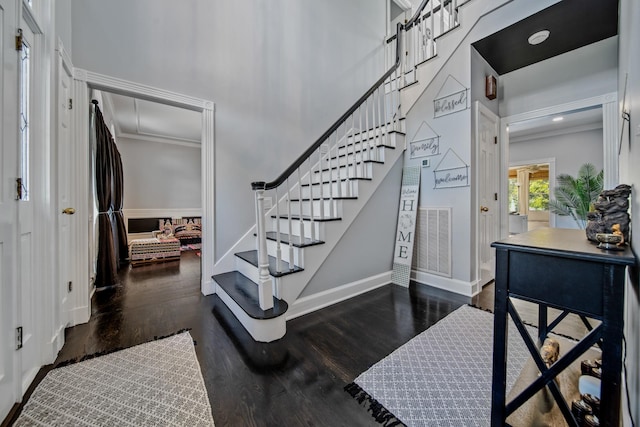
[433,75,469,118]
[410,121,441,159]
[433,148,469,189]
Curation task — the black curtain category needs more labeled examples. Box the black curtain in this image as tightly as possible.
[112,148,128,266]
[93,101,120,288]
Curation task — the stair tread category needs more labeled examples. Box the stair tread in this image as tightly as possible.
[212,271,288,320]
[264,231,324,247]
[235,250,304,277]
[302,177,371,187]
[271,215,341,222]
[289,196,357,201]
[316,159,384,172]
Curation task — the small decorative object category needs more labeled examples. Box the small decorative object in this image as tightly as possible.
[595,232,624,251]
[582,394,600,416]
[485,75,497,100]
[584,414,600,427]
[586,184,631,243]
[571,399,593,426]
[540,337,559,368]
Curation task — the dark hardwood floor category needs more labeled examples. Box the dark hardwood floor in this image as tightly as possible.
[4,252,587,426]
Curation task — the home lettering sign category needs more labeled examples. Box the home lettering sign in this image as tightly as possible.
[391,166,420,287]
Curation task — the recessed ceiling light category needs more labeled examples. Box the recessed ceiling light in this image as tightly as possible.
[528,30,550,45]
[552,116,564,122]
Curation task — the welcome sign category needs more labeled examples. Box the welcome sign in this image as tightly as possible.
[391,166,421,287]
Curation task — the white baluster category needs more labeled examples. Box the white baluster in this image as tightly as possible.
[297,167,305,245]
[328,133,335,217]
[275,187,282,273]
[350,114,357,180]
[308,157,316,241]
[286,177,294,264]
[318,148,325,220]
[431,0,435,57]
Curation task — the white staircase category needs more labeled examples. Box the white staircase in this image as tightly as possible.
[211,0,492,342]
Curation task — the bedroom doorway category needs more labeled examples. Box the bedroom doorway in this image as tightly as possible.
[69,70,215,324]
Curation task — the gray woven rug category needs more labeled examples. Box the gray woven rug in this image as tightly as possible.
[346,305,535,427]
[15,331,215,426]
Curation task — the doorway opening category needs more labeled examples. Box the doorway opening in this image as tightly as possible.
[508,162,552,234]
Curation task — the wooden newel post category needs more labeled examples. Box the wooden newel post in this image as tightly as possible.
[253,184,274,311]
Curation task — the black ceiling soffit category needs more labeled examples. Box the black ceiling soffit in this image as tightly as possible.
[472,0,619,75]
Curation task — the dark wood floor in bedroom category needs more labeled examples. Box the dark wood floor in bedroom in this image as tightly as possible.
[5,252,586,427]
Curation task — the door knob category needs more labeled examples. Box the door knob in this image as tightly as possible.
[62,207,76,215]
[480,206,489,212]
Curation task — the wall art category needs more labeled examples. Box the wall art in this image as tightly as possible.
[433,148,469,189]
[410,121,440,159]
[433,75,469,118]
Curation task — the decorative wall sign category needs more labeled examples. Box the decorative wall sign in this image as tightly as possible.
[433,75,469,118]
[433,148,469,189]
[410,121,440,159]
[391,166,421,288]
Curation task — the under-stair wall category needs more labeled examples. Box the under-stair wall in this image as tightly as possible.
[289,156,403,318]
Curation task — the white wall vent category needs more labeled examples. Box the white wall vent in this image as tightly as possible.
[412,207,452,278]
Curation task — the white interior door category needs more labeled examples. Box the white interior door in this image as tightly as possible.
[57,47,74,327]
[0,0,20,419]
[16,19,40,395]
[476,101,500,286]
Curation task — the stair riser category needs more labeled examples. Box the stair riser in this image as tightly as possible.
[315,162,373,183]
[301,181,358,199]
[328,146,386,167]
[288,199,342,217]
[272,217,324,241]
[265,238,303,266]
[336,138,390,158]
[235,256,285,287]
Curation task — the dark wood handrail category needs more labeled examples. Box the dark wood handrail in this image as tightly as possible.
[252,22,404,191]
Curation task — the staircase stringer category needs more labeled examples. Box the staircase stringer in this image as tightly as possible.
[276,137,405,305]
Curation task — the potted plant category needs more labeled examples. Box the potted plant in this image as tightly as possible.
[549,163,603,229]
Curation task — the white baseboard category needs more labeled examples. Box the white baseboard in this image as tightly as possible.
[286,271,392,320]
[47,325,66,364]
[68,305,91,327]
[202,277,216,296]
[411,270,480,296]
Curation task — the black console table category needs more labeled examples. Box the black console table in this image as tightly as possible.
[490,228,635,427]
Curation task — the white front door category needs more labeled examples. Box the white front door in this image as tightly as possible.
[0,0,20,419]
[16,17,41,395]
[476,101,500,286]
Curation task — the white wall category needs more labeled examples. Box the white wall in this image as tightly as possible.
[70,1,387,262]
[618,0,640,424]
[117,137,201,210]
[509,128,603,229]
[55,0,72,53]
[499,36,618,118]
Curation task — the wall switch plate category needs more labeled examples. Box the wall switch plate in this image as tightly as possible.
[635,124,640,136]
[421,158,430,168]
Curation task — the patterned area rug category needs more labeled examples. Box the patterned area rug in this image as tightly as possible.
[15,332,214,426]
[346,305,536,426]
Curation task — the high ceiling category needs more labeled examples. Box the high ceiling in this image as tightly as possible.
[105,92,202,146]
[508,106,603,143]
[473,0,619,75]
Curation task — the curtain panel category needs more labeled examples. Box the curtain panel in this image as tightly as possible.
[93,101,121,288]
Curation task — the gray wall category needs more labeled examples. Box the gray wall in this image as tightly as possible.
[117,137,201,210]
[618,0,640,423]
[301,156,402,297]
[509,128,604,229]
[70,0,387,262]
